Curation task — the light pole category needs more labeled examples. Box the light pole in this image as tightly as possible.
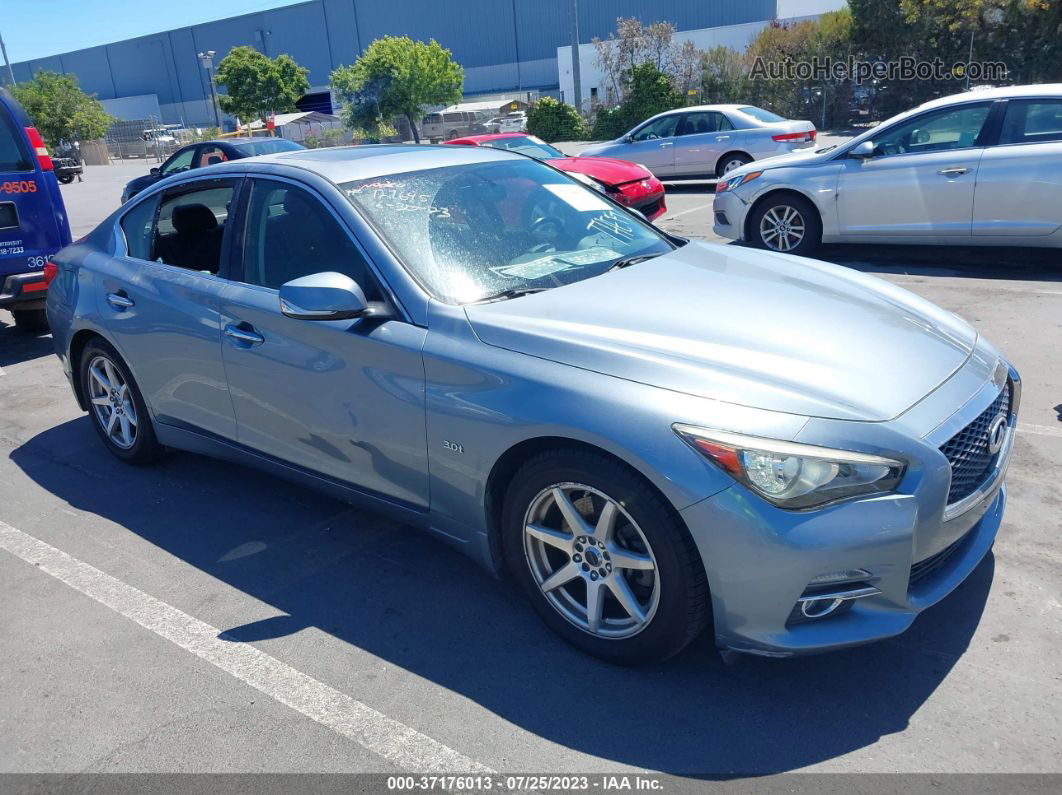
[0,30,15,87]
[198,50,222,129]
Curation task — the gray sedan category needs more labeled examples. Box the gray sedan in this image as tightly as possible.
[46,145,1017,664]
[580,104,816,179]
[714,84,1062,255]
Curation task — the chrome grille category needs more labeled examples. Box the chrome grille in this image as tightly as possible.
[940,383,1011,504]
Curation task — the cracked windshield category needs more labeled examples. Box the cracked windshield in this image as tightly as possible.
[342,159,672,303]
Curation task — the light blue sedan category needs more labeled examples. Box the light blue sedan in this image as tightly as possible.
[46,145,1018,664]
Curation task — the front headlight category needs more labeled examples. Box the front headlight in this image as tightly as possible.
[673,425,905,509]
[715,170,762,194]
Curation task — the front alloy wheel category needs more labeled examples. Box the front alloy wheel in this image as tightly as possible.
[87,354,138,449]
[523,483,659,638]
[502,449,709,665]
[750,194,821,256]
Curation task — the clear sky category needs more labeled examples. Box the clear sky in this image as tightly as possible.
[1,0,302,63]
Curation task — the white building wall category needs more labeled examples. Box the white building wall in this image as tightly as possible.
[557,0,848,108]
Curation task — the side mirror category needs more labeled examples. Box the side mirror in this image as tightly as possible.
[624,134,634,143]
[850,140,875,159]
[279,271,370,321]
[150,167,160,176]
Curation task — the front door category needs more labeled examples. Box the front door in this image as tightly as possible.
[837,102,992,237]
[218,177,430,508]
[99,177,240,439]
[621,113,680,177]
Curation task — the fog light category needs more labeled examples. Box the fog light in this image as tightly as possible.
[809,568,872,586]
[800,597,846,619]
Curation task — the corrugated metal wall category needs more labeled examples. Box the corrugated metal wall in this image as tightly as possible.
[7,0,778,125]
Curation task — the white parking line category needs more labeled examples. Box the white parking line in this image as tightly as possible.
[1018,423,1062,439]
[887,277,1062,296]
[662,202,713,221]
[0,519,493,775]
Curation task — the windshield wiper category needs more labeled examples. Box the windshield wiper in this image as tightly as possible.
[606,253,662,272]
[473,286,550,303]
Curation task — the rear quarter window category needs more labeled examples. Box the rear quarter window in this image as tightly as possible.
[0,111,32,172]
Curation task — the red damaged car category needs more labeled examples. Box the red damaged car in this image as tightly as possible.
[445,133,667,221]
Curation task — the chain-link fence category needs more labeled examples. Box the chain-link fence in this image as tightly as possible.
[104,117,186,162]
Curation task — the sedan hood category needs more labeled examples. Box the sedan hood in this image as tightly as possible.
[464,243,976,421]
[550,156,653,186]
[727,145,834,179]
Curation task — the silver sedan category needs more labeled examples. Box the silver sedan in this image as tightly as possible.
[580,104,816,179]
[714,83,1062,255]
[47,144,1017,664]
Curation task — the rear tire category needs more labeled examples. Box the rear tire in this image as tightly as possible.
[716,152,752,178]
[12,308,48,332]
[502,449,710,665]
[749,193,821,256]
[79,339,163,465]
[57,174,74,184]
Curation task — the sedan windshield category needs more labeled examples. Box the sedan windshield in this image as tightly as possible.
[738,106,786,124]
[341,159,672,303]
[477,135,564,160]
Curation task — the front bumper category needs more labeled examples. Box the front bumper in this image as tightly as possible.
[712,188,750,241]
[0,271,47,310]
[680,360,1018,657]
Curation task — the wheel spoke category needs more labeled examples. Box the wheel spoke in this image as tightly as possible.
[91,395,111,407]
[594,500,618,542]
[526,522,573,553]
[540,561,580,593]
[551,487,591,536]
[586,580,605,633]
[105,409,119,436]
[103,359,119,390]
[119,415,133,447]
[762,227,779,242]
[90,366,111,392]
[124,401,138,426]
[608,576,647,625]
[608,546,654,571]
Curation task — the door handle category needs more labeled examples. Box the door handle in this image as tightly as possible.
[659,141,673,148]
[937,167,969,176]
[224,323,265,347]
[106,292,134,310]
[715,135,731,141]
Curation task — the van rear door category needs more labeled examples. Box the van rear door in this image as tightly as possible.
[0,89,72,296]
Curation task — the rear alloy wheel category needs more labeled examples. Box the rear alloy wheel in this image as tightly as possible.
[750,194,821,256]
[502,449,709,665]
[716,153,752,178]
[80,339,162,464]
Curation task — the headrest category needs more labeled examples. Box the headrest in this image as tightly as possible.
[172,203,218,234]
[282,190,316,220]
[205,155,224,166]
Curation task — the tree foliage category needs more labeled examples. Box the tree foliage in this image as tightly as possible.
[592,18,704,106]
[214,46,309,124]
[12,71,112,147]
[525,97,588,142]
[590,63,683,139]
[331,36,463,143]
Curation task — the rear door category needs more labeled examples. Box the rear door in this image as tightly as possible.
[99,177,240,439]
[973,98,1062,237]
[218,176,429,506]
[0,91,70,288]
[672,110,733,176]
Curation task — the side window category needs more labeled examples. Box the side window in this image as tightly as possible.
[161,147,196,176]
[715,112,734,132]
[999,99,1062,145]
[198,145,229,167]
[871,103,991,156]
[239,179,379,298]
[677,112,732,136]
[631,114,680,141]
[120,194,161,260]
[152,183,236,274]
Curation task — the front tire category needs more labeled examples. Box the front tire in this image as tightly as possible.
[79,339,162,465]
[749,194,821,256]
[12,308,48,332]
[502,449,710,665]
[57,174,74,184]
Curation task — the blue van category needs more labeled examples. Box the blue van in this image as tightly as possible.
[0,86,72,330]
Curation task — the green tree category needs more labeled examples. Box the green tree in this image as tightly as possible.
[590,63,683,139]
[331,36,463,144]
[12,71,112,148]
[525,97,588,142]
[214,46,310,125]
[700,46,750,104]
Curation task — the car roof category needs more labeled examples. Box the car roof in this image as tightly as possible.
[919,83,1062,110]
[446,133,531,145]
[205,143,522,182]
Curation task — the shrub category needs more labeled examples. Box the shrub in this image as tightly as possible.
[526,97,588,142]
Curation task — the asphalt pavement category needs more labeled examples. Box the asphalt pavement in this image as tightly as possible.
[0,154,1059,779]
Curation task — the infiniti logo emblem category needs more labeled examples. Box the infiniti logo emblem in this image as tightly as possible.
[987,414,1008,455]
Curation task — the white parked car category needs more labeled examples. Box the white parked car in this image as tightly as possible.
[713,84,1062,255]
[581,105,816,179]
